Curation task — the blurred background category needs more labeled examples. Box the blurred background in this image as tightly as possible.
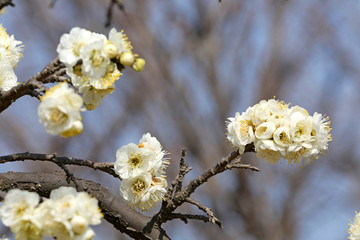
[0,0,359,239]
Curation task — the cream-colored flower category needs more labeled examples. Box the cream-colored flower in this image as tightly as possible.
[0,63,17,91]
[135,177,167,211]
[349,211,360,240]
[0,189,40,226]
[254,122,276,140]
[308,112,332,155]
[114,143,156,179]
[119,172,152,205]
[80,36,110,78]
[0,189,42,240]
[249,100,271,126]
[108,28,133,56]
[41,187,102,240]
[138,133,168,176]
[273,126,291,148]
[227,99,331,165]
[255,141,282,164]
[56,27,93,67]
[79,84,115,110]
[75,192,102,226]
[38,83,83,137]
[227,112,255,153]
[0,24,23,67]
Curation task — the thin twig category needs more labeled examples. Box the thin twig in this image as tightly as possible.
[185,197,222,228]
[166,212,218,226]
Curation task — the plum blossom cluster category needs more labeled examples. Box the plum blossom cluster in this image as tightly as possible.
[226,99,332,165]
[114,133,168,211]
[38,83,83,137]
[56,27,145,111]
[0,187,102,240]
[349,211,360,240]
[0,24,23,91]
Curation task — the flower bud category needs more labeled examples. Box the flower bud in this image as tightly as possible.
[132,58,145,72]
[104,43,118,59]
[119,52,135,66]
[71,215,88,234]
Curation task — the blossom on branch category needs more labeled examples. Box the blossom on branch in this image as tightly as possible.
[0,24,23,91]
[349,211,360,240]
[38,83,83,137]
[115,133,168,211]
[0,187,102,240]
[56,27,144,110]
[0,189,42,240]
[226,99,332,165]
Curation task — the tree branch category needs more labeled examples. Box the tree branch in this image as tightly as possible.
[0,0,14,10]
[0,57,66,113]
[0,172,170,240]
[0,152,119,179]
[146,145,256,231]
[105,0,125,27]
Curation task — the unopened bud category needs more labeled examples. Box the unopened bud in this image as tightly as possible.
[71,215,88,234]
[119,52,135,66]
[104,43,118,59]
[132,58,145,72]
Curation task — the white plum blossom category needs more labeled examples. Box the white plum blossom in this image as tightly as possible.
[115,133,168,211]
[0,189,42,240]
[108,28,133,56]
[227,99,332,165]
[349,211,360,240]
[138,133,168,176]
[80,35,110,78]
[0,187,102,240]
[0,24,23,67]
[38,83,83,137]
[56,27,93,68]
[0,24,23,91]
[0,63,17,91]
[136,177,168,211]
[226,112,255,154]
[43,187,101,240]
[115,143,156,179]
[120,172,152,205]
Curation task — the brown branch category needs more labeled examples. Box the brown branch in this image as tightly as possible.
[146,145,256,231]
[0,57,66,113]
[105,0,125,27]
[166,149,192,200]
[0,152,119,179]
[0,172,170,240]
[185,197,222,228]
[0,0,14,10]
[165,212,218,226]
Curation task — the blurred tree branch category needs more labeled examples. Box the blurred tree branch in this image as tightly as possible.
[0,0,14,10]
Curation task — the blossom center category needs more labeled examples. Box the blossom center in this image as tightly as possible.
[91,50,104,66]
[131,179,146,196]
[50,109,68,125]
[129,154,143,168]
[279,132,290,144]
